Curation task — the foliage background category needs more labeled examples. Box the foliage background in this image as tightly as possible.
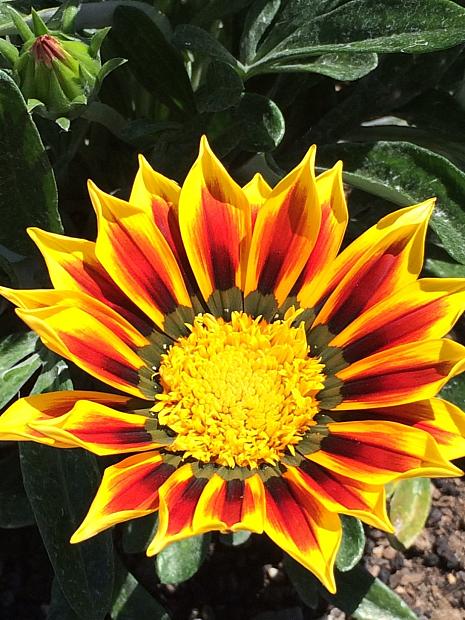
[2,0,465,618]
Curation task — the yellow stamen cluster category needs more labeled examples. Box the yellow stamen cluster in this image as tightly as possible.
[153,310,325,468]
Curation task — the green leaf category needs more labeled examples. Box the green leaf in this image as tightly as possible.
[389,478,432,550]
[234,93,285,152]
[31,7,49,36]
[336,516,365,572]
[121,514,158,554]
[7,7,34,42]
[196,61,244,112]
[219,530,252,546]
[89,26,111,58]
[112,562,170,620]
[0,70,61,255]
[251,0,465,70]
[48,578,81,620]
[21,445,114,620]
[0,331,38,372]
[440,375,465,407]
[0,38,19,65]
[111,7,195,114]
[255,51,378,80]
[287,554,418,617]
[31,348,73,394]
[156,534,210,585]
[240,0,281,64]
[192,0,253,27]
[0,353,42,408]
[324,565,418,619]
[174,24,241,69]
[426,257,465,278]
[289,49,461,149]
[319,141,465,264]
[0,449,34,528]
[283,555,319,609]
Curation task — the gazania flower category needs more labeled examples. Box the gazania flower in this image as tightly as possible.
[1,137,465,592]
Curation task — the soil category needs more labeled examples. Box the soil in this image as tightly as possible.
[1,477,465,619]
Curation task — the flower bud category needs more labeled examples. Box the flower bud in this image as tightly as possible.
[1,8,124,123]
[17,32,100,117]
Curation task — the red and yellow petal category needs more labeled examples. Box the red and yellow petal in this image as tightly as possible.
[308,421,462,485]
[242,173,272,226]
[294,161,348,307]
[245,146,321,306]
[0,390,131,446]
[129,154,181,211]
[357,398,465,461]
[334,339,465,409]
[0,288,150,398]
[71,451,176,543]
[284,462,392,531]
[89,182,191,330]
[147,464,209,555]
[27,228,150,331]
[178,136,251,299]
[310,200,434,330]
[263,473,340,593]
[29,400,163,456]
[192,473,265,534]
[329,278,465,362]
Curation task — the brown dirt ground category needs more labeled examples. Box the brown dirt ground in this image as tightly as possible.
[360,477,465,620]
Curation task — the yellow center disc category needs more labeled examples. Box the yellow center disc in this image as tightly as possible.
[153,310,326,468]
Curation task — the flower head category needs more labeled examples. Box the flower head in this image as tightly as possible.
[1,138,465,592]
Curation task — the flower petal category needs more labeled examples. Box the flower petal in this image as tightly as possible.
[308,421,462,484]
[333,339,465,409]
[242,173,272,226]
[129,154,180,211]
[284,462,392,531]
[1,288,150,398]
[0,390,131,446]
[346,398,465,461]
[30,400,166,456]
[178,136,251,302]
[329,278,465,363]
[263,472,340,593]
[71,451,176,543]
[245,146,321,306]
[192,473,265,533]
[147,464,209,555]
[89,182,192,330]
[294,162,348,307]
[27,227,150,332]
[310,200,434,332]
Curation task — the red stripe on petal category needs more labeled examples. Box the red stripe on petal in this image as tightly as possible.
[326,239,407,334]
[199,188,240,291]
[106,459,175,514]
[222,478,244,527]
[297,461,369,512]
[265,476,317,552]
[256,184,309,295]
[66,261,150,332]
[62,333,141,389]
[105,223,180,316]
[151,198,196,293]
[321,434,419,472]
[342,301,445,363]
[292,198,345,300]
[165,476,209,537]
[341,363,450,404]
